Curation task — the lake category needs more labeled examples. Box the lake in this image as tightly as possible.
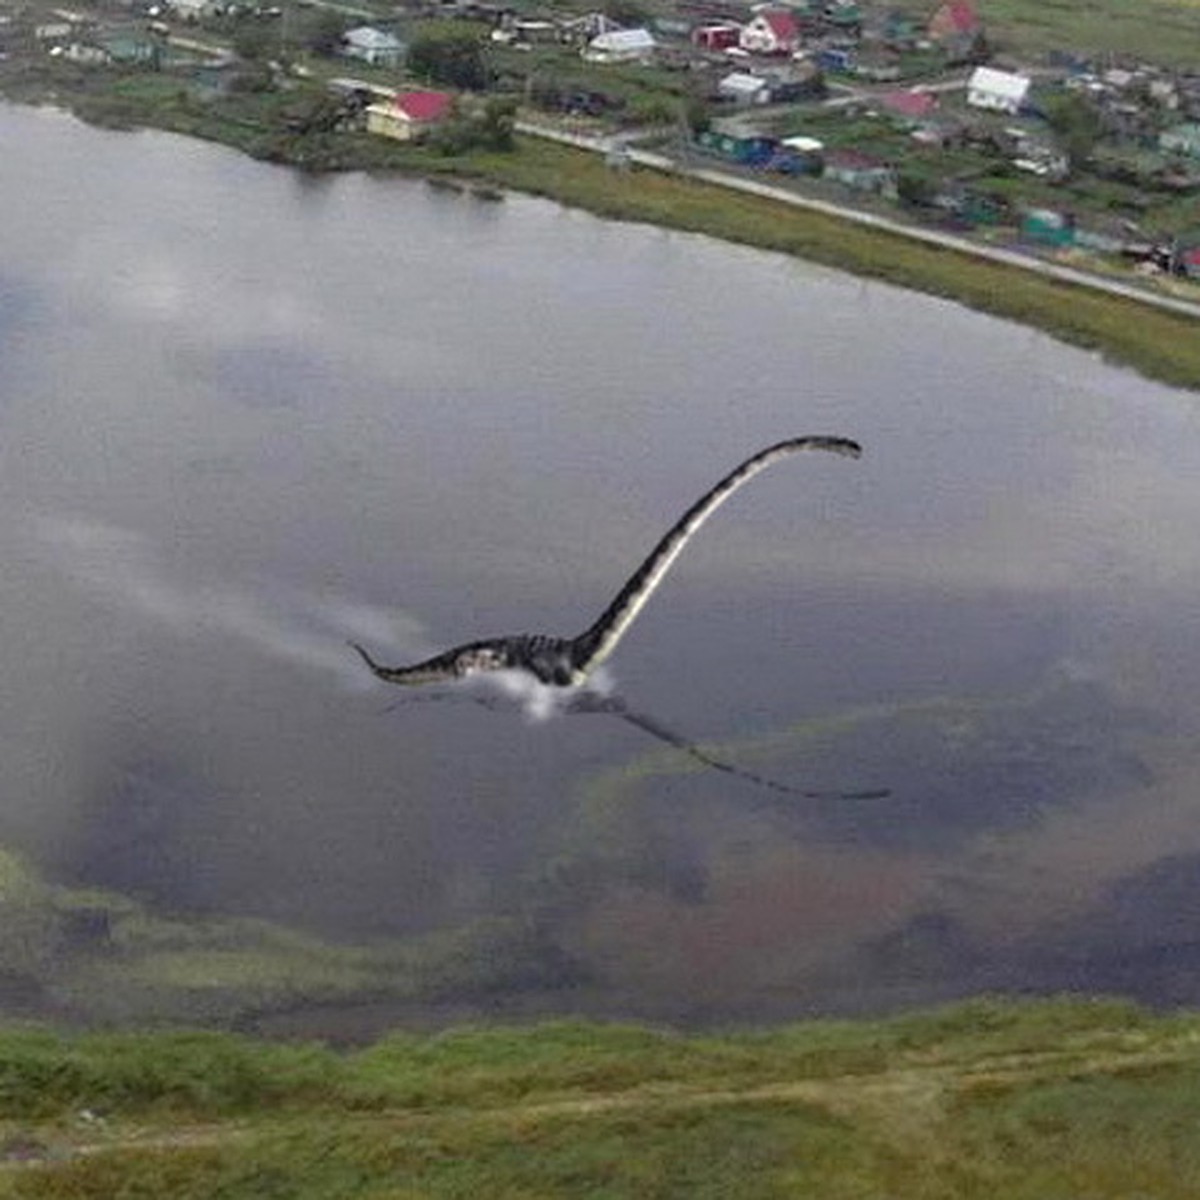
[3,103,1200,1031]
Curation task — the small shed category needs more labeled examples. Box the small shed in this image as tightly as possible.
[717,71,772,105]
[342,26,405,68]
[692,23,742,52]
[772,135,824,173]
[967,66,1031,115]
[1160,122,1200,159]
[1021,207,1075,247]
[583,28,657,63]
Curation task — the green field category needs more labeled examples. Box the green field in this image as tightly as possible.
[3,998,1200,1197]
[891,0,1200,66]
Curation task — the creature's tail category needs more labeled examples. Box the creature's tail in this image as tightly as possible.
[350,641,388,676]
[349,641,455,686]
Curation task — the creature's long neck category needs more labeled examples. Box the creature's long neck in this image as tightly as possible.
[568,436,860,679]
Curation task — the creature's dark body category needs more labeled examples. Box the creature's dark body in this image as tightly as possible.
[352,436,861,688]
[356,633,581,688]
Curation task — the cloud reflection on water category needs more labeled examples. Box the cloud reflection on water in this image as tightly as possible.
[35,514,428,686]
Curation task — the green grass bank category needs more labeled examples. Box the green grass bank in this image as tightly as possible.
[3,996,1200,1197]
[474,137,1200,391]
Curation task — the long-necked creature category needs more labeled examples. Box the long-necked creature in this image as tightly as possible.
[352,436,861,688]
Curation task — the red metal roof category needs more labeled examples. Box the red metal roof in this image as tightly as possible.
[394,91,453,122]
[759,9,799,40]
[880,89,938,118]
[930,0,979,36]
[825,147,889,171]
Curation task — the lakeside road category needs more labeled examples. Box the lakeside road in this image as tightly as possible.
[515,120,1200,324]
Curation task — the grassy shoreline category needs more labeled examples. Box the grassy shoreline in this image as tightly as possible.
[4,996,1200,1197]
[479,137,1200,391]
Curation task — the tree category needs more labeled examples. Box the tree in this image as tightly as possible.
[408,23,488,91]
[297,9,348,57]
[431,97,517,155]
[231,19,276,63]
[603,0,651,28]
[1041,91,1103,170]
[682,96,711,137]
[896,169,938,208]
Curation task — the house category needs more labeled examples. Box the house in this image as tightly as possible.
[928,0,978,39]
[1021,207,1074,247]
[879,8,917,48]
[738,9,800,55]
[61,41,109,63]
[879,89,938,122]
[773,134,824,173]
[762,62,823,101]
[716,71,772,104]
[967,66,1031,115]
[582,28,656,63]
[1160,122,1200,159]
[101,32,160,65]
[823,0,861,32]
[365,90,453,141]
[692,23,742,52]
[816,45,855,73]
[1175,242,1200,278]
[927,0,984,61]
[695,128,778,166]
[342,26,405,68]
[910,119,958,147]
[823,148,896,193]
[33,21,72,40]
[1147,78,1180,110]
[1014,145,1069,180]
[170,0,222,19]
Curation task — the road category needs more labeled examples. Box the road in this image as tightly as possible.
[515,120,1200,323]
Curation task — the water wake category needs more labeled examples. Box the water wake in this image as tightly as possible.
[35,515,427,684]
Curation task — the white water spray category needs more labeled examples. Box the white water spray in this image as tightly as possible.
[35,515,428,685]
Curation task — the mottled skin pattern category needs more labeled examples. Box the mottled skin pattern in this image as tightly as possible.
[352,436,861,688]
[352,633,580,688]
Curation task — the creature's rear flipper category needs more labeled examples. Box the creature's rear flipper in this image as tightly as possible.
[568,693,888,802]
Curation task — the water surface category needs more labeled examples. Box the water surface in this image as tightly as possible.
[3,104,1200,1027]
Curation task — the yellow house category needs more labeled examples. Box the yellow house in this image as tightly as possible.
[366,91,453,142]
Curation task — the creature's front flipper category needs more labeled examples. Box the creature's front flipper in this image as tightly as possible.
[350,642,459,686]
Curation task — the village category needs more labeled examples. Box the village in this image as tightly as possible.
[2,0,1199,287]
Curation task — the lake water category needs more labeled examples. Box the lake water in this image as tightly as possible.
[4,104,1200,1029]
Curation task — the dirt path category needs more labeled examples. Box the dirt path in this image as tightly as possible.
[5,1028,1198,1172]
